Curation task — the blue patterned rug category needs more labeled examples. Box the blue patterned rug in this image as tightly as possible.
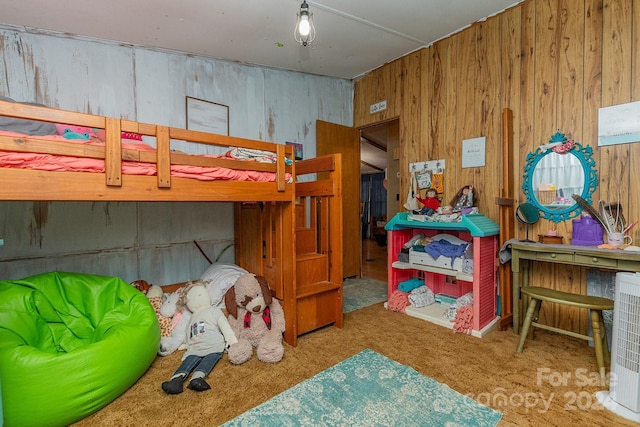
[342,277,388,313]
[222,349,502,426]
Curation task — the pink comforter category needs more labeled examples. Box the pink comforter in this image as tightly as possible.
[0,132,287,182]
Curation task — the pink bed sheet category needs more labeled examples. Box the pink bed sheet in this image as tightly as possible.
[0,132,288,182]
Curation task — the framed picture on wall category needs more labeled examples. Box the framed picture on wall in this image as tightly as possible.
[186,96,229,135]
[416,170,432,189]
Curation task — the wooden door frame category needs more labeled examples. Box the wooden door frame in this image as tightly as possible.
[358,118,400,280]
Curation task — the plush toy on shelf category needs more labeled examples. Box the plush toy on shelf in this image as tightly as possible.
[416,187,440,216]
[161,282,237,394]
[450,185,478,213]
[224,273,286,364]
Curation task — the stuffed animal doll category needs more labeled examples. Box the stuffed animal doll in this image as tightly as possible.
[450,185,478,213]
[146,285,173,338]
[158,286,192,356]
[416,188,440,216]
[130,279,152,294]
[224,273,285,364]
[161,282,237,394]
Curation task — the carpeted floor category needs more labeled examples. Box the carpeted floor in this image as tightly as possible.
[342,277,388,313]
[73,302,638,426]
[222,349,502,426]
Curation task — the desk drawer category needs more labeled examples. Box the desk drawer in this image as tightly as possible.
[574,254,618,268]
[618,259,640,272]
[535,252,574,263]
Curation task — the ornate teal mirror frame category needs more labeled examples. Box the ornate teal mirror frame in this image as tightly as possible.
[522,131,598,222]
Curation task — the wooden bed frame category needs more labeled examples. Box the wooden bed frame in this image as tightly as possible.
[0,100,343,346]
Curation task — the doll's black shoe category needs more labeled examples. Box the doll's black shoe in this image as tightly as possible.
[162,375,185,394]
[187,377,211,391]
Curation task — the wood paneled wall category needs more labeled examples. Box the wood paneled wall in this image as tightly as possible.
[354,0,640,333]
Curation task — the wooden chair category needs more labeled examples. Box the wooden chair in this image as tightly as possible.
[516,286,614,379]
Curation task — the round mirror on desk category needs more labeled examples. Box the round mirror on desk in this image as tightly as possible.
[516,202,540,242]
[521,131,598,222]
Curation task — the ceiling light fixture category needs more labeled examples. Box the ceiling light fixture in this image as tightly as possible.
[294,1,316,47]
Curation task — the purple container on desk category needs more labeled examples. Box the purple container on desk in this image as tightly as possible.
[571,216,604,246]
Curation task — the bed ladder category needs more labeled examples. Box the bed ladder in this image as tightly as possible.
[233,154,343,346]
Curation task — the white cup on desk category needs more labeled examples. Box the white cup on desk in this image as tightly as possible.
[607,232,632,246]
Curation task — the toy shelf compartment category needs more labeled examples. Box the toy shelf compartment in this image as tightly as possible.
[391,260,473,282]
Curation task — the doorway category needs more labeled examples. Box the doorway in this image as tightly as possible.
[359,119,400,281]
[316,119,399,281]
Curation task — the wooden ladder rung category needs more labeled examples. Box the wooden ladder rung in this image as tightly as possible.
[296,252,327,262]
[297,280,341,300]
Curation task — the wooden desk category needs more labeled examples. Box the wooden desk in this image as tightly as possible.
[510,241,640,334]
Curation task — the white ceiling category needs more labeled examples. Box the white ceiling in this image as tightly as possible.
[1,0,521,80]
[2,0,520,174]
[361,123,392,174]
[360,140,387,174]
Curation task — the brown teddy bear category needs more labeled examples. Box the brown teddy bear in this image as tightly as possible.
[224,274,285,364]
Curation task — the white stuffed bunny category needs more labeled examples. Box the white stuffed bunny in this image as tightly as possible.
[158,286,192,356]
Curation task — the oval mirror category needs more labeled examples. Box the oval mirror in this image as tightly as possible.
[516,202,540,242]
[522,131,598,222]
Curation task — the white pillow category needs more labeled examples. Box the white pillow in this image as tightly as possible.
[431,234,468,246]
[200,263,248,307]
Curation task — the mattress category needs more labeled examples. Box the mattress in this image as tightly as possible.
[409,248,466,271]
[0,130,291,183]
[408,233,473,273]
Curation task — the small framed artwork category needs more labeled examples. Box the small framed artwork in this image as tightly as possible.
[286,142,304,160]
[186,96,229,135]
[461,136,486,168]
[416,170,432,189]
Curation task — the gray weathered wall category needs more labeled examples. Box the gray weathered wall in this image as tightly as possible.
[0,25,353,284]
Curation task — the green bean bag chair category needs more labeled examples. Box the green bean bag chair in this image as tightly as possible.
[0,271,160,427]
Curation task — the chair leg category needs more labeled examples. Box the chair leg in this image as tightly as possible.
[590,309,607,380]
[529,300,542,341]
[517,298,540,353]
[520,289,528,333]
[602,326,611,366]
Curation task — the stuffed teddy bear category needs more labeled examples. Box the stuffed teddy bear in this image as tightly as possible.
[158,285,193,356]
[161,282,237,394]
[224,273,285,364]
[130,279,152,294]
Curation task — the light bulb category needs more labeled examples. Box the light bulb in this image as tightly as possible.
[294,1,315,46]
[298,16,310,36]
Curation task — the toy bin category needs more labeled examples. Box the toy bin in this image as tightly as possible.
[424,272,473,297]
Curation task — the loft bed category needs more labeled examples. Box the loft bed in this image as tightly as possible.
[0,99,344,346]
[0,100,293,202]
